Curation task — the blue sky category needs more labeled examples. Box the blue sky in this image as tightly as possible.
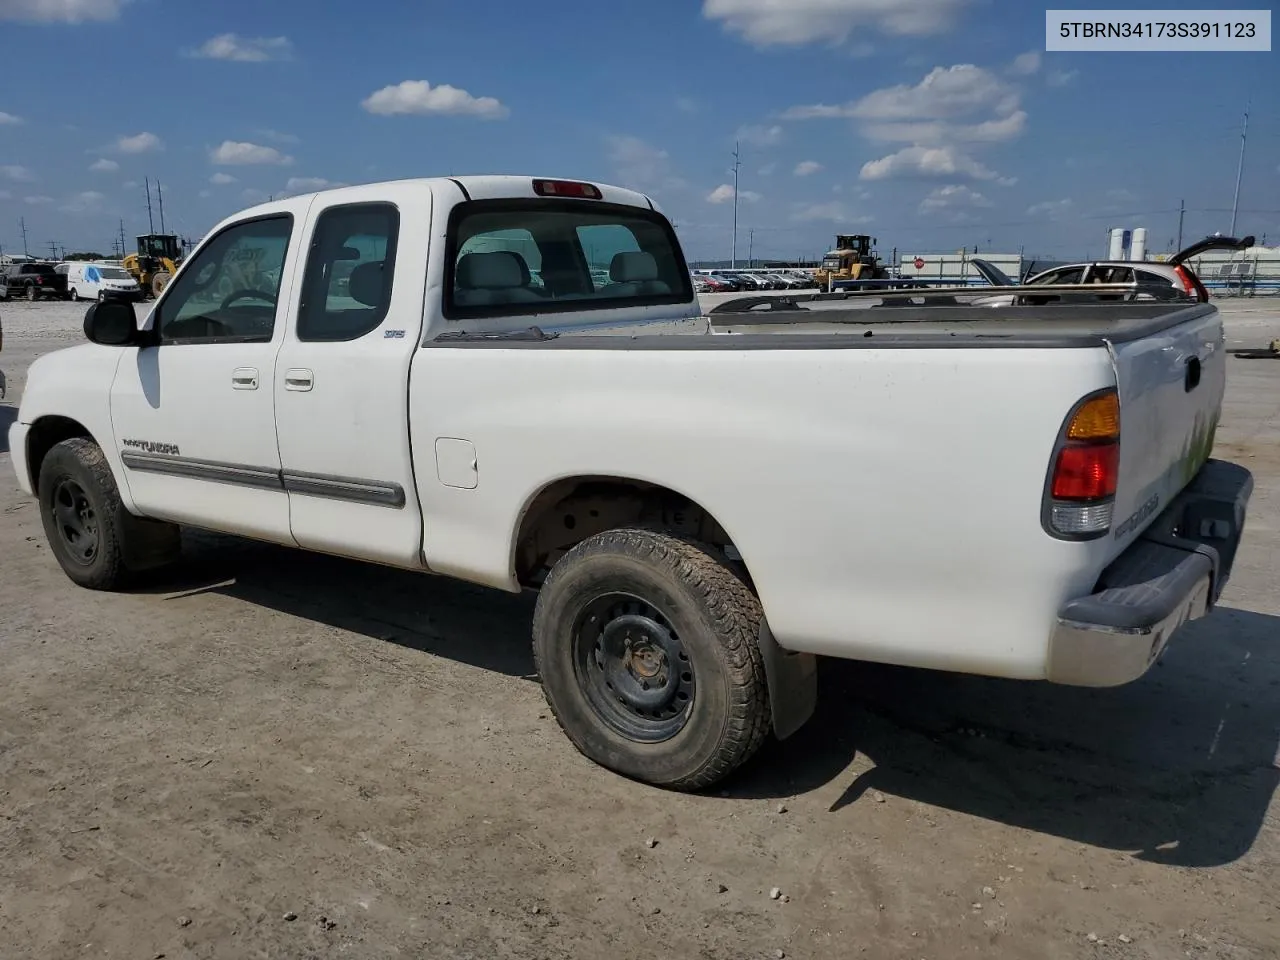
[1,0,1277,262]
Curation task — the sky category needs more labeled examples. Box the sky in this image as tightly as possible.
[0,0,1277,263]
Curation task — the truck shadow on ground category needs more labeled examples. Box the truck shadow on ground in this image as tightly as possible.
[152,532,1278,871]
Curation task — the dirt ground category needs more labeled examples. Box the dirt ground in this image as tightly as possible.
[1,296,1278,960]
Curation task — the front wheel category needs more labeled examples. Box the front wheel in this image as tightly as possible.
[35,438,174,590]
[533,528,770,791]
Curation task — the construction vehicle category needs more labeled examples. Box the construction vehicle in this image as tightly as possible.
[814,234,890,289]
[123,233,183,298]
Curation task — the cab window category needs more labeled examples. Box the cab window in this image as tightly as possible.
[157,215,293,344]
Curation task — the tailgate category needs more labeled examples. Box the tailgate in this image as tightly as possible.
[1107,306,1225,555]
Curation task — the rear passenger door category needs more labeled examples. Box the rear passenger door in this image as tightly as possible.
[273,192,429,569]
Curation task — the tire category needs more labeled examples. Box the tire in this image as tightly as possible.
[151,271,171,297]
[69,287,80,302]
[38,438,134,590]
[27,285,38,302]
[532,527,770,791]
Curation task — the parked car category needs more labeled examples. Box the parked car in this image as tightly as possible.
[698,275,741,292]
[9,175,1252,791]
[0,261,68,301]
[969,235,1254,307]
[65,262,145,302]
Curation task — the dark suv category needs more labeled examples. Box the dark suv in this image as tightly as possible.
[0,261,69,301]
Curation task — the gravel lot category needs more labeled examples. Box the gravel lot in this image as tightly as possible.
[1,296,1278,960]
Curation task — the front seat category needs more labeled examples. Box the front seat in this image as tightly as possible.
[455,251,544,306]
[607,251,671,297]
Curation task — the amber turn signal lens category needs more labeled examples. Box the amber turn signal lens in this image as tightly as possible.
[1067,391,1120,441]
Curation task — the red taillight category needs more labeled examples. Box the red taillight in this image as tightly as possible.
[532,179,602,199]
[1173,264,1207,301]
[33,275,43,283]
[1051,443,1120,500]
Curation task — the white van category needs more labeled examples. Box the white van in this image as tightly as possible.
[65,262,143,302]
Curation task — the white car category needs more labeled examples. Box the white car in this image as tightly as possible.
[969,235,1254,307]
[8,175,1253,790]
[64,262,144,303]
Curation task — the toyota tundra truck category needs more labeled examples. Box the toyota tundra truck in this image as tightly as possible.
[8,176,1253,790]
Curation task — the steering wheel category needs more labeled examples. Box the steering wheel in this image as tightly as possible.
[220,289,277,310]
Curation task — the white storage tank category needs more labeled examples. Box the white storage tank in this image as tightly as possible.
[1131,228,1147,262]
[1108,228,1126,260]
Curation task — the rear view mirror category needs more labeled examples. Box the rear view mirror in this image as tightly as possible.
[83,301,140,346]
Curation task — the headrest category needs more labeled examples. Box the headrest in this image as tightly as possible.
[456,251,530,290]
[610,251,659,283]
[348,261,386,307]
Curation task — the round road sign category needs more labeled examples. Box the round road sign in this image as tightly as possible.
[913,257,925,270]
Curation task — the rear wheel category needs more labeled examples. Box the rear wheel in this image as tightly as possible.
[68,287,80,302]
[533,528,769,791]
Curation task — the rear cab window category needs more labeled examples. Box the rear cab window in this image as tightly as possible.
[443,199,693,319]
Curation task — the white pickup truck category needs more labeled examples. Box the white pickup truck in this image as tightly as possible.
[9,176,1253,790]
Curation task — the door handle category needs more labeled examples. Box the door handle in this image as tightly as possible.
[232,367,259,390]
[284,368,314,392]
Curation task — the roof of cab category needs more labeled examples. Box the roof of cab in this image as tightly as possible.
[227,174,657,224]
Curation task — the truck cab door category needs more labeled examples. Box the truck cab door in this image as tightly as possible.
[108,213,300,543]
[273,193,428,568]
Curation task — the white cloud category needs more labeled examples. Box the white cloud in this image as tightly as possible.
[1009,51,1041,75]
[1047,68,1079,87]
[0,111,22,124]
[209,172,237,185]
[61,189,105,213]
[789,64,1022,183]
[198,189,211,198]
[918,183,991,213]
[606,135,687,193]
[863,110,1027,145]
[0,0,125,23]
[860,145,1000,181]
[791,201,872,223]
[704,0,972,46]
[757,162,777,176]
[706,184,760,204]
[89,158,118,172]
[361,80,508,119]
[191,33,293,62]
[24,194,54,204]
[121,179,137,189]
[735,123,783,147]
[794,160,823,177]
[1027,198,1073,219]
[285,176,340,193]
[211,140,293,165]
[113,131,162,154]
[1,163,34,181]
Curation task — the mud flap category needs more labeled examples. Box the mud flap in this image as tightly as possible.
[758,622,817,740]
[120,512,182,572]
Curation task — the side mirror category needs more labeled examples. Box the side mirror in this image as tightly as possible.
[83,300,141,346]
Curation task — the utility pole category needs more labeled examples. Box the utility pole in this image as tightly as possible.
[731,141,741,269]
[47,241,58,260]
[1230,101,1249,237]
[748,228,754,267]
[145,177,155,234]
[157,180,166,234]
[119,219,128,259]
[1176,198,1185,251]
[19,216,29,257]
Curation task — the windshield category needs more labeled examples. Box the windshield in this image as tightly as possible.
[99,267,131,280]
[822,257,842,270]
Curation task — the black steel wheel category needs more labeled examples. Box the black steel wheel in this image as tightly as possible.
[574,593,696,743]
[533,527,769,791]
[38,438,132,589]
[50,477,100,565]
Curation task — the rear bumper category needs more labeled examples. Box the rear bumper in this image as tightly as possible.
[1046,458,1252,687]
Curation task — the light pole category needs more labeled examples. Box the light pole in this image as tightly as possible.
[731,141,741,269]
[1229,102,1249,237]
